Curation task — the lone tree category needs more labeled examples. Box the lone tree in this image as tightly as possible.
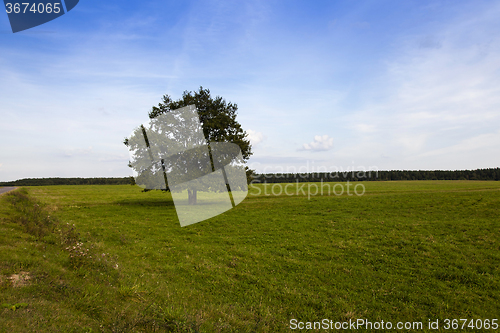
[125,87,253,204]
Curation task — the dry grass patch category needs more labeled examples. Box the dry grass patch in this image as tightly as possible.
[6,271,31,288]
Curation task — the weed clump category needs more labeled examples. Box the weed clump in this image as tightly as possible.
[6,188,119,281]
[6,188,54,238]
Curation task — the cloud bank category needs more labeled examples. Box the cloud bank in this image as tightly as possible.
[301,135,334,152]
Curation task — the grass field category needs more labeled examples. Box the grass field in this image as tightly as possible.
[1,181,499,332]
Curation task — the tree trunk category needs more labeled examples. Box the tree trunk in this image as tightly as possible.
[188,189,197,205]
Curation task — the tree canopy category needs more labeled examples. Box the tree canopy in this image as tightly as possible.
[148,87,252,162]
[124,87,253,207]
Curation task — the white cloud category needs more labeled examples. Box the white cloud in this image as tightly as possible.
[61,146,93,158]
[353,123,376,134]
[418,130,500,158]
[246,129,264,145]
[301,135,334,152]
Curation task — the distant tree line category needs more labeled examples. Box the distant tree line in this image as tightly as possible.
[251,168,500,183]
[1,168,498,186]
[0,177,135,186]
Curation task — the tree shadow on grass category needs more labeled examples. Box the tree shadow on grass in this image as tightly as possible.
[113,198,176,208]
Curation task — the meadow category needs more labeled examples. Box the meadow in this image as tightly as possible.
[0,181,499,332]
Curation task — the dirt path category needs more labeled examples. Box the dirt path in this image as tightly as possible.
[0,187,17,195]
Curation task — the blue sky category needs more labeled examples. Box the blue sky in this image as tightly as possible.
[1,0,499,181]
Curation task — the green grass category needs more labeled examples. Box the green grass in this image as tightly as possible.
[1,181,499,332]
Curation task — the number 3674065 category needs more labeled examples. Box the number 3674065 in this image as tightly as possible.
[5,3,62,14]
